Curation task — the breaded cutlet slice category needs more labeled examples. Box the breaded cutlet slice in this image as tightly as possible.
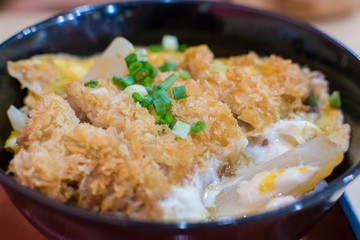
[183,45,310,133]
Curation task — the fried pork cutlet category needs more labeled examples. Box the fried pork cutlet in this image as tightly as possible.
[6,41,349,222]
[183,45,311,133]
[10,71,246,219]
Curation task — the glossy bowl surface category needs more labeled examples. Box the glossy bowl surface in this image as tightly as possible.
[0,1,360,240]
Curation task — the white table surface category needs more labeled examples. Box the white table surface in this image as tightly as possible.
[1,8,360,219]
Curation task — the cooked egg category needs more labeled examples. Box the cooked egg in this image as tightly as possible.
[243,120,321,164]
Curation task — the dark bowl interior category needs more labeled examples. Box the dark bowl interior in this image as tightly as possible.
[0,1,360,240]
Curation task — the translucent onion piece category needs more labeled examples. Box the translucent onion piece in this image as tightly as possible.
[214,137,343,217]
[83,37,134,81]
[7,105,29,132]
[124,84,148,98]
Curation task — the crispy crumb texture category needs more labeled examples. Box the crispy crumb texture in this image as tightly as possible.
[6,45,350,221]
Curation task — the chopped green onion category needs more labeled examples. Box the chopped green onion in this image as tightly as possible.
[160,73,178,91]
[124,84,148,98]
[152,84,160,93]
[112,75,135,88]
[140,96,153,107]
[149,45,163,53]
[132,92,144,103]
[84,80,99,88]
[129,62,143,73]
[135,48,148,62]
[125,50,148,67]
[162,34,179,51]
[159,62,177,72]
[173,86,187,100]
[133,68,149,81]
[213,61,227,72]
[178,69,191,80]
[140,76,153,87]
[329,91,341,108]
[172,121,191,139]
[152,89,171,106]
[178,44,188,52]
[153,98,167,116]
[150,109,160,122]
[125,53,137,67]
[159,113,174,126]
[309,97,317,107]
[143,62,157,78]
[191,121,206,133]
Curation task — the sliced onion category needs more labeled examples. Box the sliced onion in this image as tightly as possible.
[83,37,134,81]
[214,137,343,216]
[162,35,179,51]
[7,105,29,132]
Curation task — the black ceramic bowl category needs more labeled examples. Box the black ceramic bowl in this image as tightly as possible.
[0,1,360,240]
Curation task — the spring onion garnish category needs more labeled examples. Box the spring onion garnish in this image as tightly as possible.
[125,49,148,67]
[149,45,163,53]
[153,98,167,116]
[162,34,179,51]
[117,41,206,137]
[112,75,135,88]
[153,89,172,106]
[308,97,317,107]
[140,76,153,87]
[160,73,178,91]
[159,62,177,72]
[172,121,191,139]
[132,93,153,107]
[124,84,148,98]
[84,80,99,88]
[191,121,206,133]
[140,96,153,107]
[178,69,191,80]
[150,109,161,122]
[178,44,188,52]
[173,86,187,100]
[132,92,143,102]
[159,113,174,126]
[213,61,227,72]
[329,91,341,108]
[143,62,157,78]
[129,62,143,73]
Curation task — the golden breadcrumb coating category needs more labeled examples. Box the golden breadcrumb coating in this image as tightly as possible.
[7,44,350,221]
[183,46,310,132]
[10,71,246,219]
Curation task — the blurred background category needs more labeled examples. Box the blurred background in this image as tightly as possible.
[1,0,360,18]
[0,0,360,239]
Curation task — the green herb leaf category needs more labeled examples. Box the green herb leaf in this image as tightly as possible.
[84,80,99,88]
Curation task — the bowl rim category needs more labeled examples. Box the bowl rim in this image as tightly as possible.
[0,0,360,230]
